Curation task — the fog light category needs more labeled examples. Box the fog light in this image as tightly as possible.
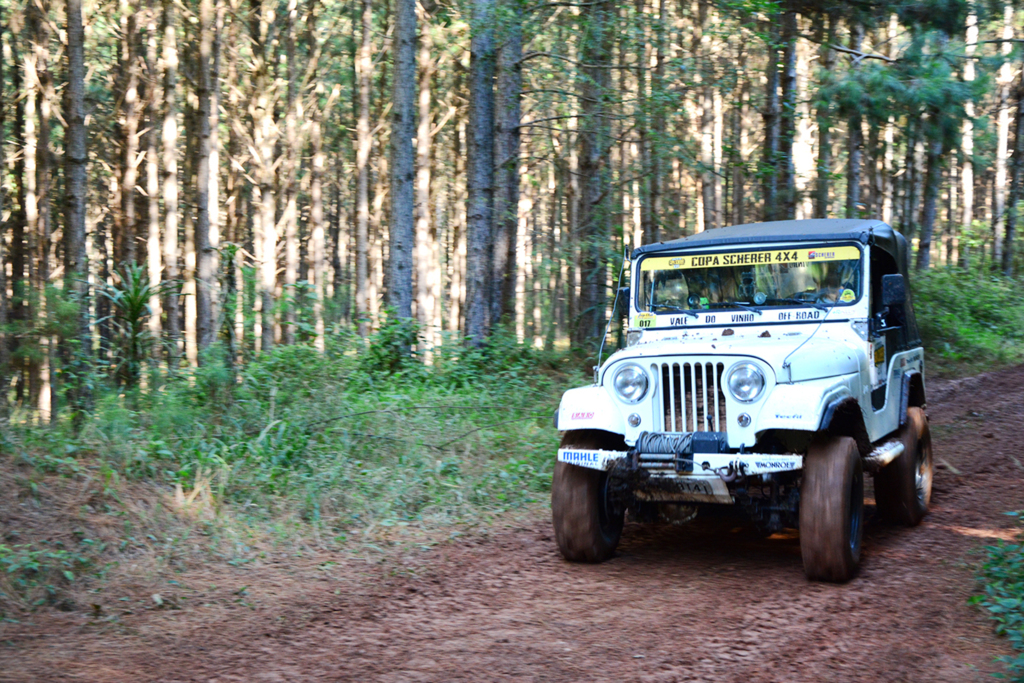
[737,413,751,428]
[628,413,642,427]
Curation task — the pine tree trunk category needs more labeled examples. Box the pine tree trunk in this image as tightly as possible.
[814,14,836,218]
[0,11,7,413]
[251,0,277,352]
[779,5,797,219]
[196,0,220,353]
[845,22,864,218]
[994,4,1014,266]
[356,0,372,336]
[118,0,141,266]
[389,0,416,323]
[916,139,943,270]
[1005,74,1024,275]
[162,0,181,366]
[65,0,89,412]
[492,0,521,326]
[651,0,665,238]
[10,34,26,402]
[307,0,327,351]
[961,13,978,267]
[414,4,435,338]
[282,0,300,344]
[464,0,496,345]
[761,18,780,222]
[143,0,163,356]
[576,0,612,345]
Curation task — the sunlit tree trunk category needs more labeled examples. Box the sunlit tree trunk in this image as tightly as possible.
[282,0,300,344]
[161,0,181,366]
[356,0,372,336]
[414,4,437,347]
[143,0,163,356]
[307,0,327,351]
[118,0,141,266]
[196,0,222,353]
[251,0,277,353]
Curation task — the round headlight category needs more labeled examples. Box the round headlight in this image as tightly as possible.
[613,364,649,403]
[728,363,765,403]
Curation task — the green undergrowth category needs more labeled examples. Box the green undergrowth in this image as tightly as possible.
[3,324,588,550]
[971,512,1024,681]
[912,267,1024,377]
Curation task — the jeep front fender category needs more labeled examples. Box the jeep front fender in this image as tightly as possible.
[556,386,626,436]
[754,373,858,434]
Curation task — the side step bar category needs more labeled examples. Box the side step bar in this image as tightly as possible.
[863,439,905,473]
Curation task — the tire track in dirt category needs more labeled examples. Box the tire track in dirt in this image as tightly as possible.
[3,366,1022,682]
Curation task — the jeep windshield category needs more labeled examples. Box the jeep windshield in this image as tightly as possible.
[637,245,862,313]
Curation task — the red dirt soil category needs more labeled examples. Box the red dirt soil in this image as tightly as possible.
[2,366,1023,682]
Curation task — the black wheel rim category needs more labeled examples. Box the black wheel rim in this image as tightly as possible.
[849,467,863,553]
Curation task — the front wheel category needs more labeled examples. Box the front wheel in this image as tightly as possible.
[875,407,933,526]
[551,431,624,563]
[799,435,864,582]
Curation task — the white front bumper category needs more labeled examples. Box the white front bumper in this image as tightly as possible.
[556,448,803,476]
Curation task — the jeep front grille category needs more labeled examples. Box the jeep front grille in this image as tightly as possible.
[656,361,727,433]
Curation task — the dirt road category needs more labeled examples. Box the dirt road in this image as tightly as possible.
[3,366,1023,682]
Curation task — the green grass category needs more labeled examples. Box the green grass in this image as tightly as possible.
[912,267,1024,377]
[971,512,1024,681]
[4,324,587,547]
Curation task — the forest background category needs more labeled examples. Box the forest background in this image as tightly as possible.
[3,0,1024,646]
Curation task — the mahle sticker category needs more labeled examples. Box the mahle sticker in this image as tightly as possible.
[640,246,861,272]
[839,288,856,303]
[634,312,657,329]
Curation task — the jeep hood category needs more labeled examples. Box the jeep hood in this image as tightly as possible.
[604,332,861,383]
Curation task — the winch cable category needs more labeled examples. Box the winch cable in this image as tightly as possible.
[595,247,629,384]
[634,431,693,455]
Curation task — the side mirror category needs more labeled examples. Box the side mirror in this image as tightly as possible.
[881,273,906,307]
[617,285,630,314]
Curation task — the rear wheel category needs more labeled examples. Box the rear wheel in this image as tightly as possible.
[799,435,864,582]
[552,431,624,563]
[875,407,933,526]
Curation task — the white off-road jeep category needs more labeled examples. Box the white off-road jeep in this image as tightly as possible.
[552,219,933,582]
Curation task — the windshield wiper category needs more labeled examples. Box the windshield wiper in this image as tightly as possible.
[651,305,699,318]
[772,297,828,312]
[713,302,763,316]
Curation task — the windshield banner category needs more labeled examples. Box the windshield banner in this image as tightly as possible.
[639,246,861,272]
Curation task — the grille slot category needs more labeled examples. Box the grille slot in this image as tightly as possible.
[657,361,727,433]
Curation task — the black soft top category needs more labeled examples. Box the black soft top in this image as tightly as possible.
[633,218,911,277]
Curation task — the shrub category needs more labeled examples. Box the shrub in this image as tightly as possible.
[972,512,1024,681]
[912,267,1024,376]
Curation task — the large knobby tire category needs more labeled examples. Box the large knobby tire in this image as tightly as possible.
[875,407,933,526]
[799,435,864,583]
[551,431,624,563]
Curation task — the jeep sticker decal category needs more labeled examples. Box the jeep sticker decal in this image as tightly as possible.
[639,246,861,271]
[634,312,657,328]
